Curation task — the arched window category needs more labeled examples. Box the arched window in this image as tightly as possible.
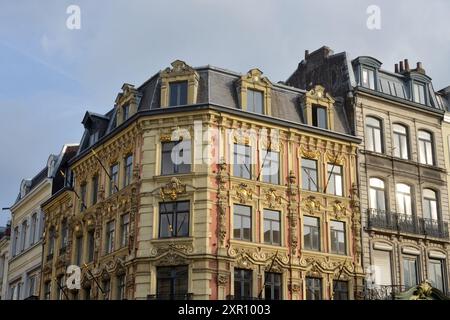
[418,130,434,165]
[365,116,383,153]
[396,183,412,216]
[392,124,409,159]
[30,213,38,245]
[423,189,438,221]
[369,178,386,211]
[20,220,28,252]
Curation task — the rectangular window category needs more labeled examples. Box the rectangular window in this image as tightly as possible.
[120,213,130,247]
[91,175,98,205]
[263,209,281,245]
[306,277,322,300]
[393,125,409,159]
[247,89,264,114]
[312,105,328,129]
[102,279,111,300]
[161,141,191,175]
[83,287,91,300]
[234,269,252,299]
[57,276,65,300]
[261,150,280,184]
[413,83,425,104]
[301,159,318,191]
[30,213,38,245]
[80,183,87,212]
[28,275,36,298]
[365,117,383,153]
[372,250,392,286]
[233,144,251,179]
[21,221,28,252]
[75,236,83,266]
[122,104,130,122]
[327,164,343,196]
[333,280,348,300]
[110,163,119,195]
[418,131,434,165]
[87,231,95,262]
[428,259,445,293]
[159,201,190,238]
[362,67,375,90]
[264,272,281,300]
[60,220,68,252]
[169,81,188,106]
[124,154,133,187]
[156,266,188,300]
[330,220,346,255]
[117,275,126,300]
[233,204,252,241]
[303,216,320,251]
[403,256,419,288]
[105,220,115,254]
[44,281,51,300]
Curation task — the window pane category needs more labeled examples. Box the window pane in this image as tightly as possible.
[247,89,263,114]
[301,159,318,191]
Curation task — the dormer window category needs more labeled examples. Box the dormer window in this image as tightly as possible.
[169,81,188,106]
[122,104,130,122]
[89,131,99,146]
[312,105,327,129]
[362,67,375,90]
[413,82,426,104]
[247,89,264,114]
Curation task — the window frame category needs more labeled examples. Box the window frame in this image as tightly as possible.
[306,277,322,300]
[246,88,264,114]
[264,272,282,300]
[105,220,116,254]
[361,67,376,90]
[330,220,346,255]
[234,268,253,300]
[418,130,434,165]
[169,81,188,107]
[303,216,320,251]
[392,123,410,160]
[365,116,383,153]
[261,149,280,184]
[123,154,133,187]
[326,164,343,196]
[369,177,386,211]
[158,201,190,238]
[233,204,252,242]
[301,158,318,192]
[263,209,281,246]
[233,143,252,179]
[161,140,191,175]
[312,104,328,129]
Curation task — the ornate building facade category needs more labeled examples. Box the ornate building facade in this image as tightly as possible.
[287,46,450,297]
[39,60,364,300]
[0,223,10,300]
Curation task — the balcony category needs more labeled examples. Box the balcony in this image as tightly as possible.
[147,293,193,300]
[356,285,408,300]
[226,295,262,300]
[367,209,449,239]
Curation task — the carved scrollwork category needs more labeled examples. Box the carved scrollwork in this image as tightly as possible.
[150,241,194,257]
[264,188,282,209]
[326,151,345,165]
[234,183,253,204]
[160,177,187,200]
[303,196,322,212]
[300,147,320,160]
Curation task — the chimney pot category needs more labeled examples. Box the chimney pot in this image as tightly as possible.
[404,59,410,71]
[395,63,399,73]
[399,61,404,72]
[305,50,309,59]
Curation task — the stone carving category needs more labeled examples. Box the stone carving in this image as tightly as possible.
[303,196,322,212]
[326,151,344,165]
[217,160,228,247]
[218,274,229,286]
[150,241,194,257]
[332,200,346,219]
[301,147,320,160]
[264,188,282,209]
[234,183,253,204]
[160,177,186,200]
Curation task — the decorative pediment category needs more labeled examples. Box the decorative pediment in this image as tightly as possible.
[300,147,321,160]
[160,177,187,200]
[234,183,253,204]
[153,250,190,266]
[240,68,272,87]
[305,85,335,104]
[150,240,194,257]
[162,60,196,76]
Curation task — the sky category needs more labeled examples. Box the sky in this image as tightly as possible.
[0,0,449,227]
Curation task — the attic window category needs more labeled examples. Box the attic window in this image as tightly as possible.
[362,67,375,90]
[169,81,188,106]
[312,105,327,129]
[413,83,426,104]
[89,131,99,146]
[247,89,264,114]
[122,104,130,122]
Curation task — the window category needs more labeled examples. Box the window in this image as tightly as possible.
[21,220,28,252]
[233,205,252,241]
[89,131,99,146]
[362,67,375,89]
[301,159,318,191]
[169,81,188,106]
[330,220,346,255]
[396,184,412,216]
[117,275,126,300]
[122,104,130,122]
[333,281,348,300]
[264,272,281,300]
[156,266,188,300]
[393,124,409,159]
[159,201,190,238]
[365,116,383,153]
[303,216,320,251]
[413,83,426,104]
[423,189,438,221]
[261,150,279,184]
[369,178,386,211]
[44,281,51,300]
[161,141,191,175]
[306,277,322,300]
[428,259,445,292]
[83,286,91,300]
[13,227,19,256]
[105,220,115,254]
[312,105,328,129]
[372,250,392,286]
[109,163,119,195]
[247,89,264,114]
[102,279,111,300]
[75,236,83,266]
[57,276,65,300]
[87,230,95,262]
[48,227,55,259]
[91,175,98,205]
[234,269,252,299]
[30,213,38,245]
[263,209,281,245]
[60,219,68,253]
[233,144,251,179]
[120,213,130,247]
[403,256,419,288]
[28,275,36,297]
[418,130,434,165]
[326,164,343,196]
[124,154,133,187]
[80,183,87,212]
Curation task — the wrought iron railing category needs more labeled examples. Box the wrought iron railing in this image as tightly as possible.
[367,209,449,239]
[355,284,408,300]
[226,295,262,300]
[147,293,193,300]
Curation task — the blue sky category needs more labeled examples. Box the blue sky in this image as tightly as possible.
[0,0,449,226]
